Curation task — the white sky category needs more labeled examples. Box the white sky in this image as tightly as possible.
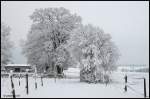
[1,1,149,65]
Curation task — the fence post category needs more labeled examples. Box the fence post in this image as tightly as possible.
[54,66,57,83]
[35,81,37,89]
[35,74,37,89]
[26,73,29,95]
[19,74,20,86]
[144,78,146,98]
[124,75,127,92]
[10,75,16,98]
[55,73,56,83]
[35,67,37,90]
[41,76,43,86]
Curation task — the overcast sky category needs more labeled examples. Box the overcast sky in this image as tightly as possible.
[1,1,149,65]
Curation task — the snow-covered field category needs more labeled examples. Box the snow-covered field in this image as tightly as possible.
[1,68,149,98]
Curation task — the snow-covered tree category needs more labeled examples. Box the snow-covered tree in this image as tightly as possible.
[22,7,81,74]
[1,22,13,69]
[68,24,120,83]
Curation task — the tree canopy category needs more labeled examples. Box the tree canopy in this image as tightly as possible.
[23,7,81,73]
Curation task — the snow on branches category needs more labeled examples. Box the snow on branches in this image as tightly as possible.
[22,7,119,81]
[22,7,81,74]
[68,24,120,83]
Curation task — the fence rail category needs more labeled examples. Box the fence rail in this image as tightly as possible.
[124,75,147,98]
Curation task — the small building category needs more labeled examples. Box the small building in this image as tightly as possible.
[4,64,34,73]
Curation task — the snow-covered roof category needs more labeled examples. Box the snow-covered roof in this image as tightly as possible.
[67,68,80,72]
[5,64,31,67]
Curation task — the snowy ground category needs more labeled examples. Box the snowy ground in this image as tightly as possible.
[1,68,149,98]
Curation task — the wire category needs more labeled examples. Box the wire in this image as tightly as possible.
[127,81,141,85]
[127,85,144,97]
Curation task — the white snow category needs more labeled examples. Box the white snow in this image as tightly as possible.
[5,64,31,67]
[1,68,149,98]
